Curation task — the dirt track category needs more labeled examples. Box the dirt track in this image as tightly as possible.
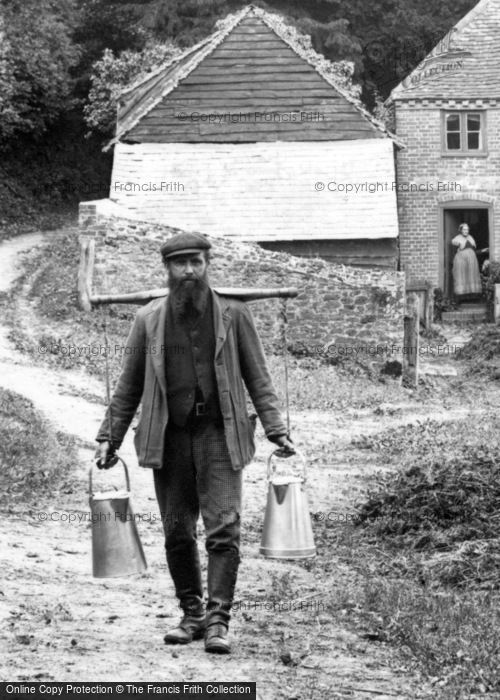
[0,232,454,698]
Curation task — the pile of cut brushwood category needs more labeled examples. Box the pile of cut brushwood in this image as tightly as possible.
[353,417,500,588]
[457,326,500,379]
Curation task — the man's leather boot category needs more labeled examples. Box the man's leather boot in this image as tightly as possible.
[164,544,205,644]
[204,550,239,654]
[205,621,230,654]
[164,608,206,645]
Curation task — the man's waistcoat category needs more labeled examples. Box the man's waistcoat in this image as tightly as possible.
[164,295,221,426]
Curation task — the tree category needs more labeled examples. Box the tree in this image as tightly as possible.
[73,0,150,94]
[333,0,478,100]
[0,0,81,144]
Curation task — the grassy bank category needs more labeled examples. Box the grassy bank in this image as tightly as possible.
[0,210,77,244]
[0,388,78,506]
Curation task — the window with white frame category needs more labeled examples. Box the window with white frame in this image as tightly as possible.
[443,111,486,154]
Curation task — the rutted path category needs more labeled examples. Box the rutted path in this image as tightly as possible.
[0,232,436,698]
[0,232,45,292]
[0,232,107,453]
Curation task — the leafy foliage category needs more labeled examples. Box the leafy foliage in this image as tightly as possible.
[84,42,179,136]
[433,287,458,322]
[481,261,500,322]
[347,0,477,100]
[0,0,80,143]
[72,0,149,87]
[131,0,237,47]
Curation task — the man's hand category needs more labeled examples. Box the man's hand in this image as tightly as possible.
[95,441,119,470]
[274,435,296,456]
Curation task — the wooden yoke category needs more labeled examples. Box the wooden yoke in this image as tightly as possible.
[78,236,298,307]
[90,287,299,305]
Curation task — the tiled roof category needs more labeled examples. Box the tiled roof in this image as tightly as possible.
[105,4,398,149]
[390,0,500,100]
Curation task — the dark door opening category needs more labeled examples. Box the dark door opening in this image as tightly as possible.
[443,208,489,298]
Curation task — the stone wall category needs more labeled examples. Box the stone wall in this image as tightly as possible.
[79,208,405,371]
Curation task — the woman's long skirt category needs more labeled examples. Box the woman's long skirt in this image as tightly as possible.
[452,248,482,295]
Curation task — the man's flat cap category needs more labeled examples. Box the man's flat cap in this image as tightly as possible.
[160,232,211,259]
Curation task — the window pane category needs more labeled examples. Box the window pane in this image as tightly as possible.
[447,132,461,149]
[446,114,460,131]
[468,132,480,149]
[467,114,481,131]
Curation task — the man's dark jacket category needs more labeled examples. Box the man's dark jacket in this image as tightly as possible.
[96,289,287,470]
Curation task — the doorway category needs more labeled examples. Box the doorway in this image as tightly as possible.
[443,207,490,298]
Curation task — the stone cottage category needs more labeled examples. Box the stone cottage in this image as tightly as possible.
[388,0,500,310]
[85,4,401,269]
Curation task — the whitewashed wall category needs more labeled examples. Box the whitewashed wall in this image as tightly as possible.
[109,140,398,241]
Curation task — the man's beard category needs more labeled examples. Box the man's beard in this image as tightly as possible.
[168,271,210,324]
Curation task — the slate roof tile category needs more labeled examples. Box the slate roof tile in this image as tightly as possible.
[390,0,500,101]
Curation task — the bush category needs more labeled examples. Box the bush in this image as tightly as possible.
[481,261,500,321]
[84,43,179,137]
[433,287,457,321]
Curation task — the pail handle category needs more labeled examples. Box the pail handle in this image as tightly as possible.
[89,454,130,497]
[267,448,307,483]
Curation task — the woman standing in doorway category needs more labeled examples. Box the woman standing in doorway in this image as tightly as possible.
[451,223,482,298]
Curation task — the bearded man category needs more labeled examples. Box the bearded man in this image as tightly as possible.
[95,231,293,654]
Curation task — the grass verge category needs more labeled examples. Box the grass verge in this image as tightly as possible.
[0,208,77,243]
[0,388,78,506]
